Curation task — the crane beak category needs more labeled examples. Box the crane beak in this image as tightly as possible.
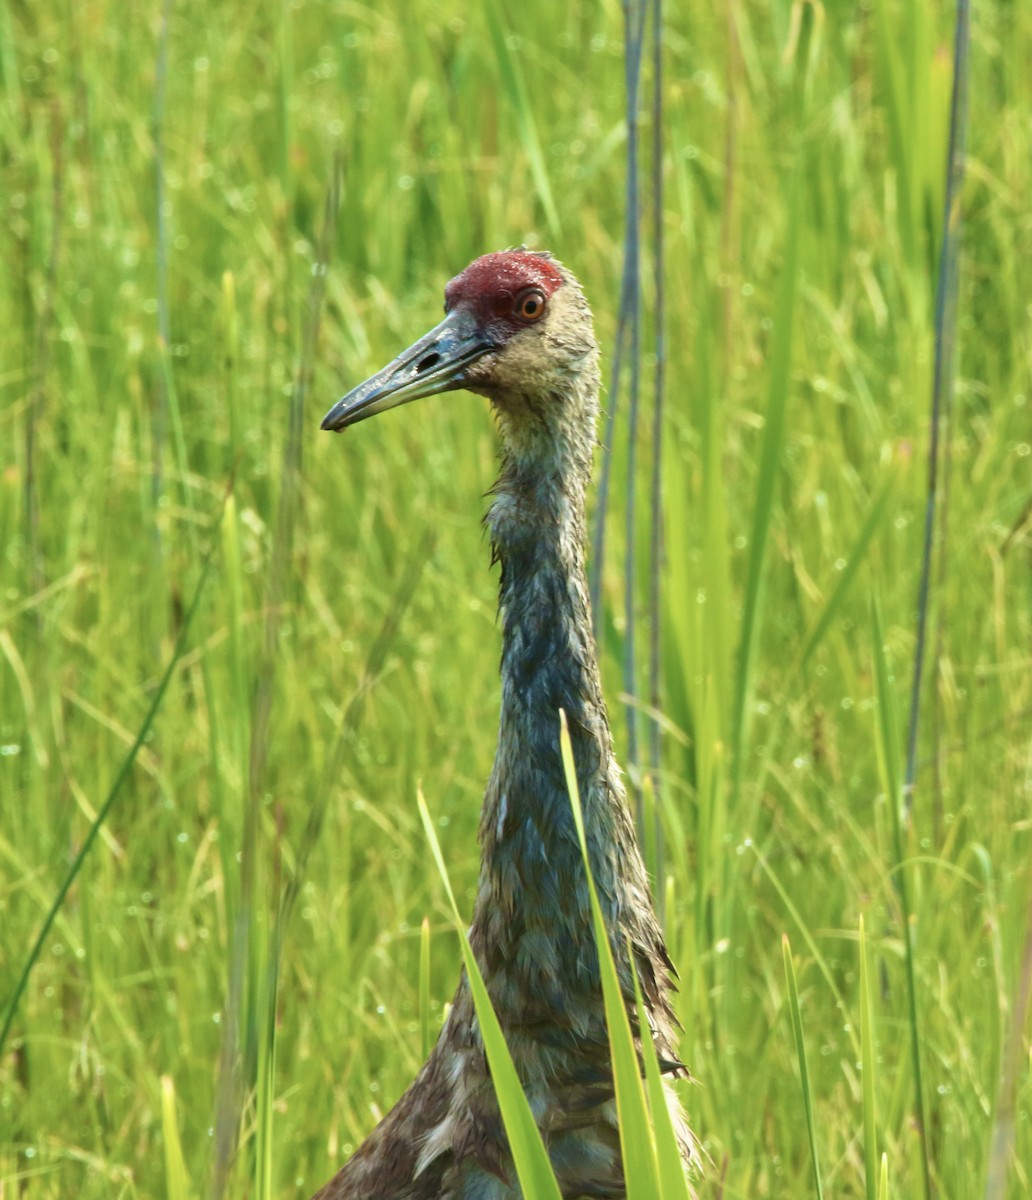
[321,309,495,432]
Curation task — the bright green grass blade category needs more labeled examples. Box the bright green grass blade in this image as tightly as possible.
[484,5,561,239]
[872,0,916,270]
[870,597,902,829]
[221,270,240,466]
[696,295,733,733]
[782,934,824,1200]
[0,0,20,107]
[420,915,432,1061]
[870,594,930,1200]
[276,0,293,207]
[630,961,693,1200]
[878,1152,890,1200]
[559,711,662,1200]
[859,914,879,1200]
[753,846,860,1063]
[416,789,563,1200]
[730,161,802,802]
[255,911,278,1200]
[794,473,896,676]
[160,1075,192,1200]
[984,852,1032,1200]
[220,492,249,743]
[156,334,192,525]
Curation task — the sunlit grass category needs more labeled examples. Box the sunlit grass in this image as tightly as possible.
[1,1,1030,1198]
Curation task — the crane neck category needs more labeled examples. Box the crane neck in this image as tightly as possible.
[465,369,671,1073]
[478,387,628,898]
[487,410,600,756]
[468,396,660,1055]
[485,378,597,661]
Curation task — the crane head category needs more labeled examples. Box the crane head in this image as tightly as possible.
[321,250,597,434]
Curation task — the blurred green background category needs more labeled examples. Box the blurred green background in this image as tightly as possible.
[1,0,1029,1197]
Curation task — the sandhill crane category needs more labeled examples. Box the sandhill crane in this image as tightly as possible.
[314,250,697,1199]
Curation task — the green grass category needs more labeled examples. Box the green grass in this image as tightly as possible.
[417,785,563,1200]
[2,1,1030,1198]
[560,710,693,1200]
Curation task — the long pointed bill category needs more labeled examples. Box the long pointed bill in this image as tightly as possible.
[321,309,495,432]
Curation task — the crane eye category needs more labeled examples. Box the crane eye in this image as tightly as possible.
[515,289,546,321]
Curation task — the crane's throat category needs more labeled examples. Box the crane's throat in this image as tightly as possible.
[477,469,624,997]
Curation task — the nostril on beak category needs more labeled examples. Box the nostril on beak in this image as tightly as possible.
[416,352,440,374]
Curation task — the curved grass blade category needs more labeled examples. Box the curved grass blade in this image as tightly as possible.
[559,711,663,1200]
[0,529,219,1060]
[647,0,668,888]
[730,163,802,805]
[589,0,646,631]
[484,5,560,239]
[903,0,970,829]
[859,915,880,1200]
[795,473,896,676]
[619,0,646,798]
[782,934,824,1200]
[983,855,1032,1199]
[161,1075,193,1200]
[416,789,563,1200]
[753,845,860,1063]
[871,594,930,1199]
[631,957,693,1200]
[254,909,277,1200]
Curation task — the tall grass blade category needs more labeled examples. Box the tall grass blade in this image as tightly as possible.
[753,846,860,1062]
[647,0,667,888]
[871,595,931,1199]
[859,915,879,1200]
[871,0,917,272]
[984,879,1032,1200]
[730,163,801,804]
[902,0,970,823]
[24,126,63,602]
[590,0,646,630]
[213,160,341,1198]
[254,907,278,1200]
[483,6,560,239]
[619,0,647,796]
[416,788,563,1200]
[696,299,733,734]
[264,149,340,821]
[0,0,20,106]
[161,1074,193,1200]
[221,270,240,467]
[276,0,293,205]
[795,474,896,676]
[782,934,824,1200]
[156,334,192,524]
[631,966,693,1200]
[559,710,664,1200]
[151,0,173,512]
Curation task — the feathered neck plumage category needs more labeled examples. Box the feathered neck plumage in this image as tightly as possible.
[469,368,645,974]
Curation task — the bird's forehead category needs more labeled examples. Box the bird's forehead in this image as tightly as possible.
[444,251,564,311]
